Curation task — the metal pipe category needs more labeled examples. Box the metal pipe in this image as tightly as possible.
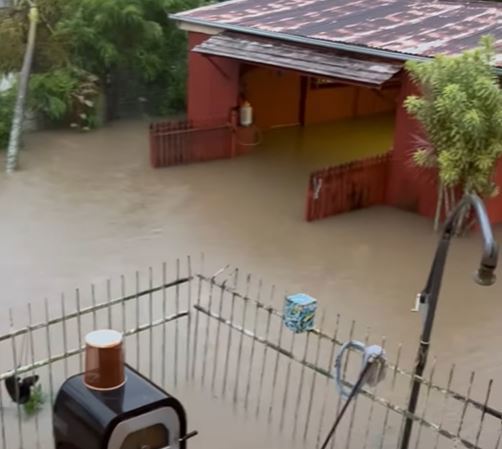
[320,359,376,449]
[169,15,502,77]
[400,193,498,449]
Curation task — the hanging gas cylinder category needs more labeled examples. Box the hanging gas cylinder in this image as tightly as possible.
[239,101,253,127]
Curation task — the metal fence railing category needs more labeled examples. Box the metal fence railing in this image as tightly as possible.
[0,258,500,449]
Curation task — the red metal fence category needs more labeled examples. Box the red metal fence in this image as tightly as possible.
[305,152,391,221]
[150,119,235,167]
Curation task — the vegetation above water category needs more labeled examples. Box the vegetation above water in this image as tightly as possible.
[23,384,45,417]
[405,37,502,230]
[0,0,207,148]
[0,87,16,149]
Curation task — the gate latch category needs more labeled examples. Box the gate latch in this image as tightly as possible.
[313,178,323,200]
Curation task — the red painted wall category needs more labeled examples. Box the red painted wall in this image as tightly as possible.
[387,72,502,224]
[386,72,437,218]
[484,159,502,224]
[187,32,240,125]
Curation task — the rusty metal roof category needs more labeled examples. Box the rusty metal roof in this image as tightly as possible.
[193,33,402,86]
[173,0,502,68]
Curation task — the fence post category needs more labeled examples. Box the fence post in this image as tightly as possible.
[230,111,238,158]
[382,153,391,204]
[306,175,313,221]
[149,124,158,168]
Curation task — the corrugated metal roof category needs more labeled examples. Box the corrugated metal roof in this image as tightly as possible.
[193,33,402,86]
[173,0,502,67]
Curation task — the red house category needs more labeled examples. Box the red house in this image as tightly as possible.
[168,0,502,223]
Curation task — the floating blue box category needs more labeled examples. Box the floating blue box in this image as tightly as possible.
[283,293,317,333]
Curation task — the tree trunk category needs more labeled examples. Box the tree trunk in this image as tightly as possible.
[444,186,451,217]
[5,6,38,173]
[449,188,456,215]
[455,188,471,236]
[433,182,444,232]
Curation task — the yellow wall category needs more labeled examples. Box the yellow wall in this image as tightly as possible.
[241,67,301,129]
[241,67,398,128]
[305,86,357,123]
[356,86,399,116]
[305,82,398,125]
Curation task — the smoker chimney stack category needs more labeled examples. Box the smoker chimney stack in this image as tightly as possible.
[84,329,125,390]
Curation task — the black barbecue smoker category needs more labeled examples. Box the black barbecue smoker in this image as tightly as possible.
[53,329,190,449]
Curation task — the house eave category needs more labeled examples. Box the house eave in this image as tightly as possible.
[177,21,223,35]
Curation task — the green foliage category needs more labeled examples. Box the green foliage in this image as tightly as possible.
[164,60,188,113]
[1,0,209,127]
[0,12,25,74]
[23,384,45,417]
[56,0,164,80]
[405,36,502,197]
[55,0,207,114]
[29,69,77,121]
[0,86,16,150]
[29,67,99,129]
[152,0,201,113]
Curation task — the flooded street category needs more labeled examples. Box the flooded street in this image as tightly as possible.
[0,116,501,388]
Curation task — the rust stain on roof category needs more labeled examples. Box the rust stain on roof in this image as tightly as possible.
[174,0,502,66]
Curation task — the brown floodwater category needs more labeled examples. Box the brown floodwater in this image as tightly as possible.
[0,114,501,390]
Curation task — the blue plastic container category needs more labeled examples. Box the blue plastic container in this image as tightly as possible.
[283,293,317,333]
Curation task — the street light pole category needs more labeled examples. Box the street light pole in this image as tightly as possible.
[400,193,498,449]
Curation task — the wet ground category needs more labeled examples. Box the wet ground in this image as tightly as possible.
[0,114,501,389]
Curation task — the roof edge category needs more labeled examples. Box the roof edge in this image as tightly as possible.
[170,14,502,75]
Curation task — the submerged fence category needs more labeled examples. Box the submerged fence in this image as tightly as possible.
[0,259,500,449]
[149,119,235,168]
[306,153,391,221]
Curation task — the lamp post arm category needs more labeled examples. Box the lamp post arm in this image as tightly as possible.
[443,193,498,283]
[400,193,498,449]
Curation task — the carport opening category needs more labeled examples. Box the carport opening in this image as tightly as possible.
[239,64,398,168]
